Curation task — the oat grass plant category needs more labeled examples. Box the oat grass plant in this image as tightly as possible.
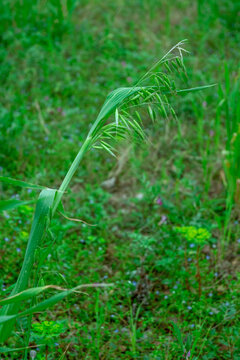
[0,40,214,343]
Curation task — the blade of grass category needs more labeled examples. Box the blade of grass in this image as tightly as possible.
[0,188,56,341]
[0,285,64,306]
[172,322,184,353]
[175,84,217,94]
[0,176,47,190]
[0,200,34,212]
[0,284,112,325]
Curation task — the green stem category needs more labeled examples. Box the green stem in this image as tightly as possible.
[196,245,202,297]
[24,251,44,360]
[52,137,92,214]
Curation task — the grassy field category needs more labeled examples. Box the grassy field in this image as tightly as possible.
[0,0,240,359]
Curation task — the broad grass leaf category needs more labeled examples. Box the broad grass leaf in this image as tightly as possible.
[0,188,56,342]
[88,87,142,137]
[97,87,143,122]
[0,315,15,325]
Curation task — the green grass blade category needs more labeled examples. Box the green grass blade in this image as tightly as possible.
[0,176,47,190]
[172,322,184,353]
[0,200,34,212]
[0,290,73,325]
[0,346,44,353]
[0,188,56,341]
[175,84,217,94]
[0,316,15,324]
[0,286,63,306]
[53,87,143,212]
[88,87,143,138]
[0,284,112,325]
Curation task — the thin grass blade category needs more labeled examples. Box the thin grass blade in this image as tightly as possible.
[0,200,34,212]
[0,176,46,190]
[0,286,64,306]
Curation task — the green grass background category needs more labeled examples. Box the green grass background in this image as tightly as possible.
[0,0,240,359]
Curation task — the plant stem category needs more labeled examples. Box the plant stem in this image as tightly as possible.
[52,137,92,214]
[184,244,190,291]
[196,246,202,297]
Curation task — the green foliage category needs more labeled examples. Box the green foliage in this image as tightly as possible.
[0,0,240,358]
[31,320,65,341]
[175,226,211,245]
